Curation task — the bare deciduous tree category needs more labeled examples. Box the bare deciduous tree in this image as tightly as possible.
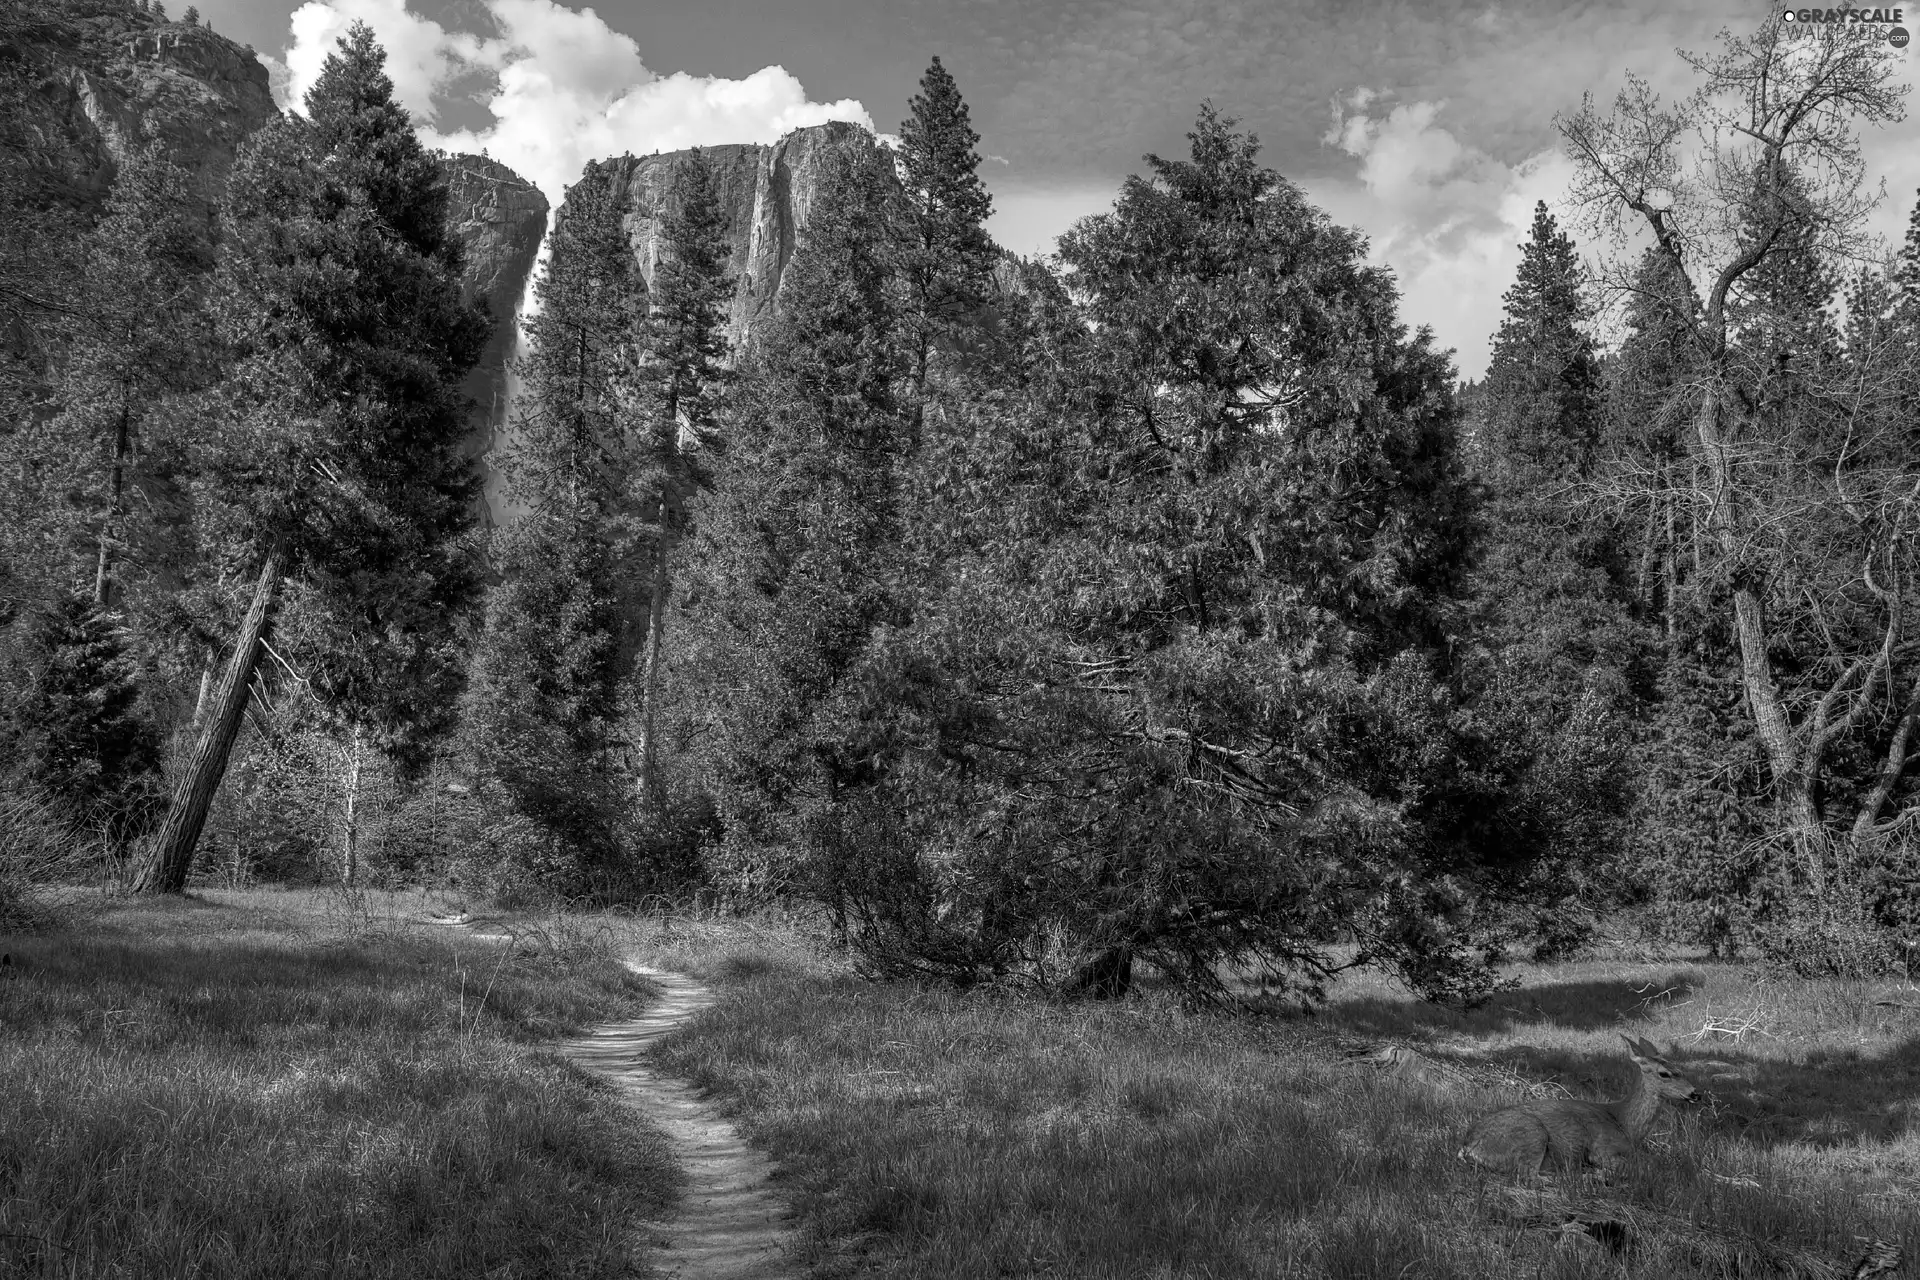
[1561,20,1913,894]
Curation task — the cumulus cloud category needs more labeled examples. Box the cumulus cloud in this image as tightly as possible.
[276,0,875,210]
[1314,89,1575,380]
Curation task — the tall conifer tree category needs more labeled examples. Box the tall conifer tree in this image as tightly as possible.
[462,162,641,889]
[628,149,731,800]
[1477,202,1603,482]
[55,145,212,610]
[132,23,486,892]
[1465,203,1640,936]
[680,137,908,869]
[896,57,994,437]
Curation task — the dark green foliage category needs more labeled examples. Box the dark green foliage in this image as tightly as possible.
[1898,185,1920,303]
[626,149,733,800]
[506,159,642,527]
[461,514,629,896]
[1459,201,1642,949]
[1476,202,1603,482]
[679,136,909,888]
[632,149,732,450]
[896,56,996,422]
[762,109,1518,1003]
[131,22,490,892]
[62,144,214,608]
[1057,106,1474,660]
[8,594,164,849]
[203,21,487,763]
[464,160,643,894]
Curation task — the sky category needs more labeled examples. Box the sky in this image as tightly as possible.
[191,0,1919,380]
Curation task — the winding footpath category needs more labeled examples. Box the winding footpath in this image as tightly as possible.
[558,963,795,1280]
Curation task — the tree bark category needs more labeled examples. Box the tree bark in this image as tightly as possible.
[191,657,212,728]
[341,724,363,887]
[131,541,286,894]
[92,400,130,608]
[1852,701,1918,848]
[1661,476,1678,642]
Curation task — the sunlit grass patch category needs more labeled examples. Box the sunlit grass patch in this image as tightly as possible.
[644,927,1919,1278]
[0,887,676,1279]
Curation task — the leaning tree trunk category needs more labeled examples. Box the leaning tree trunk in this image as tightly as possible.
[131,541,287,894]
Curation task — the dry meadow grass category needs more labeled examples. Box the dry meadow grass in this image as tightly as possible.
[8,891,1917,1278]
[0,886,676,1279]
[610,916,1920,1278]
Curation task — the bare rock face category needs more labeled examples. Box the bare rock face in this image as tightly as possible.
[468,121,879,524]
[442,154,548,526]
[18,8,276,227]
[594,120,879,356]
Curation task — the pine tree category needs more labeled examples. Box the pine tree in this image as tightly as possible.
[131,22,486,893]
[1478,202,1603,483]
[680,136,908,872]
[1606,246,1702,635]
[803,108,1531,1002]
[57,144,213,610]
[1465,203,1641,937]
[1890,185,1919,302]
[625,148,731,801]
[462,160,647,892]
[896,56,995,437]
[461,510,628,894]
[509,160,641,520]
[13,593,164,851]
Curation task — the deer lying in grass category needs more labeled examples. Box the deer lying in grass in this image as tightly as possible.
[1459,1035,1697,1179]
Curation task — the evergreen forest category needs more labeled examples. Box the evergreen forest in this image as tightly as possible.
[8,0,1920,1007]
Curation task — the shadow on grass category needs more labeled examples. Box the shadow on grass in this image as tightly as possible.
[1689,1037,1920,1148]
[1321,972,1705,1040]
[1325,970,1920,1150]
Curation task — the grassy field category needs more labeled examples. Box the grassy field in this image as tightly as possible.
[7,893,1918,1278]
[614,917,1920,1279]
[0,887,676,1279]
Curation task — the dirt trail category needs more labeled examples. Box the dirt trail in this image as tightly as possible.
[558,963,795,1280]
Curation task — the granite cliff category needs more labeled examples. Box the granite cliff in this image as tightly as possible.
[469,121,881,522]
[5,4,277,227]
[591,120,879,357]
[8,7,870,524]
[4,4,548,525]
[441,154,548,526]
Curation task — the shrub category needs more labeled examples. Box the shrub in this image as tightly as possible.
[1754,875,1906,979]
[0,790,104,928]
[7,595,166,857]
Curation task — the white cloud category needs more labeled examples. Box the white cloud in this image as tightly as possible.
[282,0,487,119]
[1314,90,1576,380]
[276,0,875,212]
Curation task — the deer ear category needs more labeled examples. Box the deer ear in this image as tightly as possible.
[1621,1033,1643,1058]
